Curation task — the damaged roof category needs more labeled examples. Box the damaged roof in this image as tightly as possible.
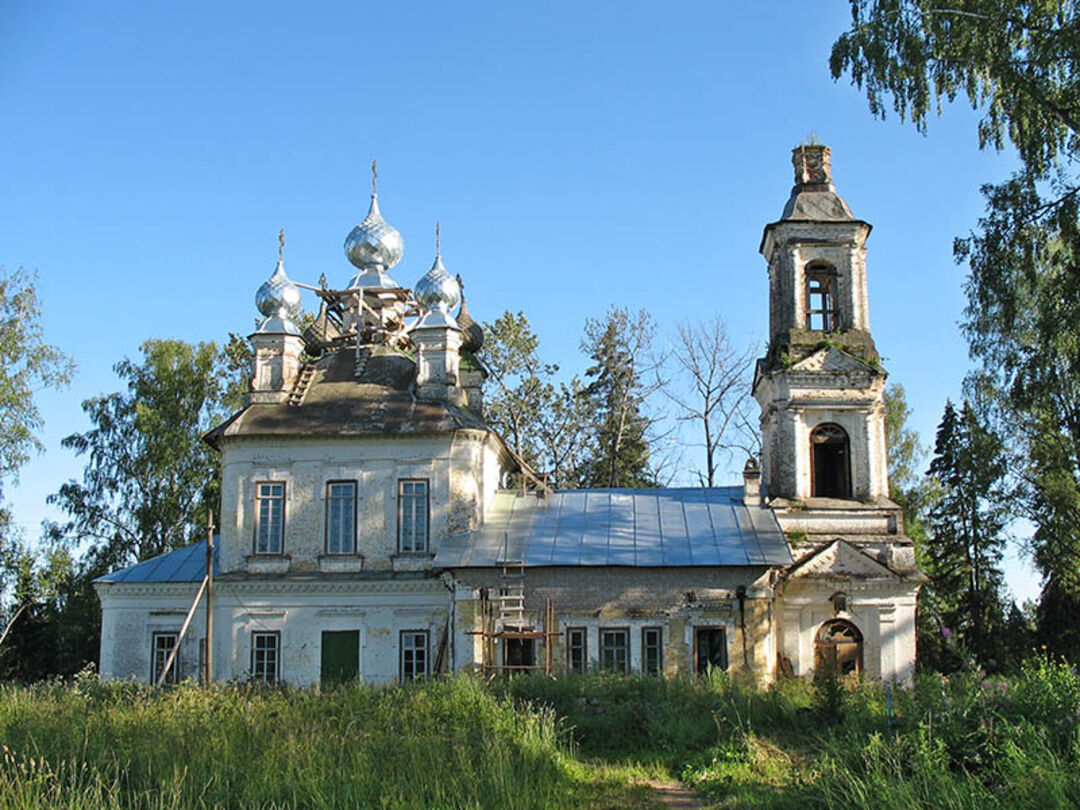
[95,539,219,584]
[435,487,793,568]
[205,346,492,447]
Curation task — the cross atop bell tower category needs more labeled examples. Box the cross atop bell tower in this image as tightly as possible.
[753,145,889,503]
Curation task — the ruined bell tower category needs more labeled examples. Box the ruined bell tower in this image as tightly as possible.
[752,144,889,503]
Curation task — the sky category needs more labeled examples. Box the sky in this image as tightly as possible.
[0,1,1038,600]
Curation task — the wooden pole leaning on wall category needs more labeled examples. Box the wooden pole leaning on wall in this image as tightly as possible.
[204,512,215,684]
[156,575,208,689]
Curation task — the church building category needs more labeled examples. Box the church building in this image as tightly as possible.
[95,145,924,686]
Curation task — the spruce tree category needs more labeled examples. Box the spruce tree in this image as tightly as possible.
[925,400,1009,670]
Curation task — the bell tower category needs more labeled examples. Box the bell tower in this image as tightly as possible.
[753,144,889,502]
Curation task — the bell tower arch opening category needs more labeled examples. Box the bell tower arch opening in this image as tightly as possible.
[811,423,850,498]
[805,263,838,332]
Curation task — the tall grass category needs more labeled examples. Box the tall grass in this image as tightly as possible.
[0,674,574,809]
[0,658,1077,808]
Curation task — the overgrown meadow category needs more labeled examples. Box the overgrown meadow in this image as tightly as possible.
[0,658,1078,808]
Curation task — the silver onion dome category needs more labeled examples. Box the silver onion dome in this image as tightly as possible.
[255,257,303,335]
[343,163,404,275]
[415,254,461,314]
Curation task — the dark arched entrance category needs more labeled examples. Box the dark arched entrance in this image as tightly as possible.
[814,619,863,677]
[811,423,850,498]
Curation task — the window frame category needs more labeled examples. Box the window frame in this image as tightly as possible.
[599,627,630,674]
[642,626,663,676]
[151,631,179,685]
[324,479,358,555]
[805,265,839,332]
[250,631,281,684]
[253,481,286,555]
[397,479,430,554]
[400,629,430,682]
[694,627,729,675]
[566,626,587,674]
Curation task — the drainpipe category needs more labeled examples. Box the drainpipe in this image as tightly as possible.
[440,572,456,674]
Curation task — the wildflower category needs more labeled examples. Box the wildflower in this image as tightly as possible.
[941,627,953,639]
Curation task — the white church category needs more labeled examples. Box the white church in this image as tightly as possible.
[95,145,924,686]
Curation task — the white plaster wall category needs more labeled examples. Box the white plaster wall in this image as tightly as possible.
[98,579,452,685]
[219,432,509,575]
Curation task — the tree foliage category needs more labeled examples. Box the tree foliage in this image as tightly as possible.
[924,400,1009,669]
[578,307,660,488]
[0,268,74,540]
[666,317,757,487]
[833,0,1080,658]
[48,340,226,571]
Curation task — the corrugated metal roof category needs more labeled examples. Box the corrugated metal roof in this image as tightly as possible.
[435,487,793,568]
[95,539,219,584]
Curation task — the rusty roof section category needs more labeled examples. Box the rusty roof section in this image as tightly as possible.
[204,345,495,448]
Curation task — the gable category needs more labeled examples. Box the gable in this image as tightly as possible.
[785,539,899,581]
[791,346,876,374]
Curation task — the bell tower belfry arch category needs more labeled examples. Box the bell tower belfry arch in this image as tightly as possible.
[752,144,889,502]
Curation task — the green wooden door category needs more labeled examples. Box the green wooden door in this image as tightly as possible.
[321,630,359,685]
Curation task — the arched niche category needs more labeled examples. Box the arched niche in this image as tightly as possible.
[814,618,863,677]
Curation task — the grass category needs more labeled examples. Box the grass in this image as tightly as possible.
[0,658,1076,808]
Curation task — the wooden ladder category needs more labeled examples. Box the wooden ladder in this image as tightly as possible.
[496,560,527,630]
[287,363,317,407]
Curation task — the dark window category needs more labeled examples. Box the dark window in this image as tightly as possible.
[811,423,851,498]
[251,631,280,683]
[398,480,429,553]
[400,630,429,681]
[325,481,357,554]
[806,267,839,331]
[254,482,285,554]
[566,627,587,674]
[642,627,663,676]
[815,619,863,677]
[695,628,728,675]
[504,638,536,673]
[599,629,629,673]
[152,632,179,684]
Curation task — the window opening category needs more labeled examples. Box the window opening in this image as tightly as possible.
[811,423,851,498]
[255,482,285,554]
[566,627,587,674]
[400,630,429,681]
[642,627,663,675]
[599,629,629,673]
[398,480,429,553]
[806,267,839,331]
[251,631,280,683]
[504,638,536,674]
[152,632,179,684]
[695,628,728,675]
[815,619,863,677]
[326,481,357,554]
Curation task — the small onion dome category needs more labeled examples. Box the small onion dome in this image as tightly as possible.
[456,290,483,353]
[255,258,302,334]
[344,193,404,273]
[415,253,461,315]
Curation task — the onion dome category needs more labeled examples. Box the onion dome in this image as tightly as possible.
[455,275,483,353]
[343,162,404,284]
[255,231,302,334]
[413,224,461,329]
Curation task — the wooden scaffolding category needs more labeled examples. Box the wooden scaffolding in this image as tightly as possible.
[471,561,558,676]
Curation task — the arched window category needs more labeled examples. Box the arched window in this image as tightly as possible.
[811,423,850,498]
[815,619,863,677]
[805,264,839,331]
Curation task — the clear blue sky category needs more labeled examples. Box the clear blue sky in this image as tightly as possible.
[0,1,1037,599]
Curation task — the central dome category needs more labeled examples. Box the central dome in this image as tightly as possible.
[344,193,404,272]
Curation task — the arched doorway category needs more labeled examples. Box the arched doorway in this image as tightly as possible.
[814,619,863,677]
[811,423,850,498]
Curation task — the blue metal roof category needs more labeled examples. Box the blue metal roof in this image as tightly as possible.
[434,487,793,568]
[95,538,220,583]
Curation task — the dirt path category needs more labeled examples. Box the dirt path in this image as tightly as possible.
[642,779,705,809]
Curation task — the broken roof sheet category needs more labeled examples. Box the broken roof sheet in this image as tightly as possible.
[435,487,793,568]
[95,539,219,584]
